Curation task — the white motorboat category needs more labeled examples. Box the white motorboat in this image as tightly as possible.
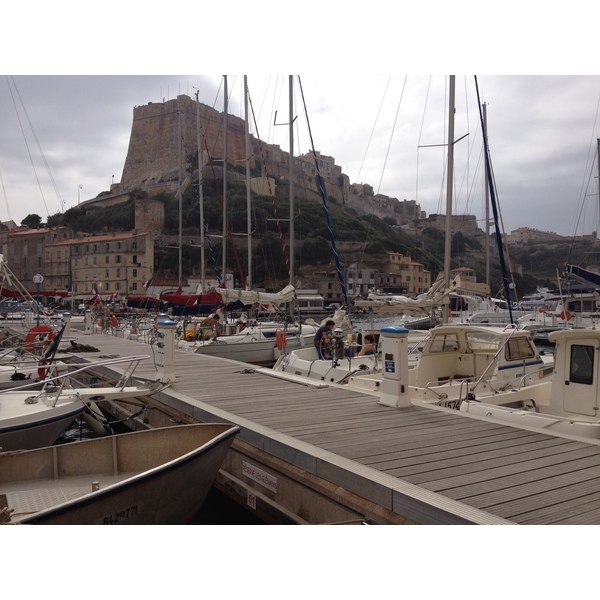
[0,423,240,525]
[457,327,600,442]
[363,325,600,444]
[0,354,160,452]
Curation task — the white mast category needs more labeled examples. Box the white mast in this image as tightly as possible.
[244,76,252,291]
[289,75,295,289]
[195,90,206,292]
[222,75,228,286]
[443,75,456,323]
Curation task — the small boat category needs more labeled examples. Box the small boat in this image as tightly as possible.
[0,354,159,452]
[0,423,240,525]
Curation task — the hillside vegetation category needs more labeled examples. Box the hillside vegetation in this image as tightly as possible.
[40,175,597,300]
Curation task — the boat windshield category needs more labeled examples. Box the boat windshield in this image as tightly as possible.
[428,333,459,353]
[505,336,537,361]
[465,331,500,352]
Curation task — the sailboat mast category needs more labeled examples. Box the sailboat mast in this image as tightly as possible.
[597,138,600,230]
[196,90,206,292]
[178,96,183,287]
[443,75,456,322]
[483,102,490,289]
[222,75,228,287]
[289,75,295,289]
[244,76,252,291]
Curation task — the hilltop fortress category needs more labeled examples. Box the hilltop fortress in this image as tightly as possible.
[82,94,480,235]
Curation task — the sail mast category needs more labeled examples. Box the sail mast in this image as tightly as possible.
[289,76,295,290]
[177,96,183,287]
[244,76,252,291]
[483,102,490,289]
[196,90,206,292]
[222,75,228,287]
[443,75,456,323]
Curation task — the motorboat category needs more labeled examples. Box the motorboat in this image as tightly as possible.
[0,423,240,524]
[0,354,160,452]
[346,324,554,397]
[457,327,600,442]
[366,325,600,443]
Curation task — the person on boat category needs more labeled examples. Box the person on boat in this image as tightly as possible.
[200,314,221,339]
[314,320,335,359]
[357,334,376,356]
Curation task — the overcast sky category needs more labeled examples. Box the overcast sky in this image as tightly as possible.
[3,5,600,241]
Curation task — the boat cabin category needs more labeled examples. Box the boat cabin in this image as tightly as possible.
[409,325,546,388]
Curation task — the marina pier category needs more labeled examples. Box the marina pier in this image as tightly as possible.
[51,327,600,525]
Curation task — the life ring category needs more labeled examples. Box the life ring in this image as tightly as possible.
[25,325,55,352]
[111,315,118,327]
[561,310,572,321]
[97,318,103,327]
[276,329,287,350]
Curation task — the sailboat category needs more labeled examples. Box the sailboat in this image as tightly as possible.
[179,76,328,366]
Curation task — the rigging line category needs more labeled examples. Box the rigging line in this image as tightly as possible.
[0,166,12,221]
[297,76,348,308]
[10,76,63,214]
[248,90,291,276]
[475,76,514,321]
[355,76,391,184]
[567,91,600,254]
[377,76,407,195]
[415,76,432,204]
[201,135,247,288]
[5,76,50,218]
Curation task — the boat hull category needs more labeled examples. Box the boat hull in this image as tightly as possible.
[1,423,240,525]
[0,399,87,452]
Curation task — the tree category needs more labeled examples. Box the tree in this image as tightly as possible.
[21,214,42,228]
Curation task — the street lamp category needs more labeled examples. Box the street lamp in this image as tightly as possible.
[78,184,83,205]
[33,273,43,326]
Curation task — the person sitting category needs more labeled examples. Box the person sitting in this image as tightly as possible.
[358,334,376,356]
[314,319,335,359]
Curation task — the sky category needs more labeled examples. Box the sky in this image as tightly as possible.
[2,5,600,242]
[3,73,600,239]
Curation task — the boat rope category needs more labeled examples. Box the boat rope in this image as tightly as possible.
[297,76,349,307]
[474,76,514,325]
[201,136,247,288]
[248,91,291,277]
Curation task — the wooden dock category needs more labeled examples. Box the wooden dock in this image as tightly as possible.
[52,330,600,525]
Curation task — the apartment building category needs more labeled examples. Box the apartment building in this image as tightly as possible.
[47,231,154,298]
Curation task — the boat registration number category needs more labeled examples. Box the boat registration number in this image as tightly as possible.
[102,504,138,524]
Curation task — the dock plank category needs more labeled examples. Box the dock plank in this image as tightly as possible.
[54,330,600,525]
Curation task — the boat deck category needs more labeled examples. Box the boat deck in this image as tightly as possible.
[1,473,133,521]
[49,330,600,524]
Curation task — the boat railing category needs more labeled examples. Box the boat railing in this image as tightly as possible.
[0,355,152,402]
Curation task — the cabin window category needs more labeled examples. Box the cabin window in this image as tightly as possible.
[569,344,595,386]
[428,334,459,353]
[466,331,500,352]
[505,337,536,361]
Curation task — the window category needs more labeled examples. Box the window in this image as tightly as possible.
[505,337,536,361]
[428,334,459,353]
[115,255,121,264]
[132,269,137,278]
[570,344,595,385]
